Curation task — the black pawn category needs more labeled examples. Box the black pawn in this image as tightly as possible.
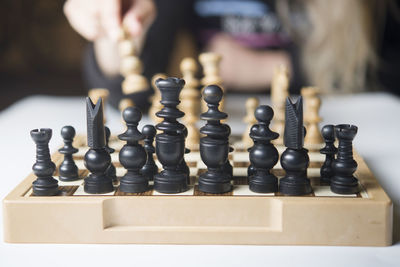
[58,126,79,181]
[198,85,232,194]
[154,77,188,193]
[247,145,255,177]
[84,97,114,194]
[279,97,312,196]
[331,124,359,194]
[320,125,337,184]
[105,126,117,182]
[140,124,158,181]
[31,128,59,196]
[118,107,148,193]
[248,105,279,193]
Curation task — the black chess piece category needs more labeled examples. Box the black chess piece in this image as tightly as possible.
[177,127,191,183]
[118,107,148,193]
[105,126,117,182]
[248,105,279,193]
[154,77,188,193]
[58,126,79,181]
[330,124,359,194]
[223,126,234,180]
[320,124,337,184]
[31,128,59,196]
[84,97,114,194]
[247,138,255,177]
[198,85,232,194]
[140,124,158,181]
[279,97,312,196]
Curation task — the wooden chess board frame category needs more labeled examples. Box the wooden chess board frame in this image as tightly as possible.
[3,135,393,246]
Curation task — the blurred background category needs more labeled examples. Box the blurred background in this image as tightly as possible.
[0,0,86,111]
[0,0,399,111]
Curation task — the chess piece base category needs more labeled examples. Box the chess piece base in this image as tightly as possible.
[154,170,188,194]
[198,171,232,194]
[249,174,278,193]
[33,178,59,196]
[331,176,359,194]
[84,174,114,194]
[120,172,148,193]
[279,177,312,196]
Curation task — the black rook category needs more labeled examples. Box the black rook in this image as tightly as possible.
[31,128,59,196]
[331,124,359,194]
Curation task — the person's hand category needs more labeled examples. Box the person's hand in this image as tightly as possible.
[64,0,156,41]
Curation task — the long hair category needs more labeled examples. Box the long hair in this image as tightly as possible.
[277,0,390,93]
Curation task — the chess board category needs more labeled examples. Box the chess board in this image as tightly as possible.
[3,135,393,246]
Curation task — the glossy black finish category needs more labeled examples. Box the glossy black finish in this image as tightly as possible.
[154,77,188,193]
[31,128,59,196]
[331,124,359,194]
[104,126,117,182]
[58,126,79,181]
[279,96,312,196]
[140,124,158,181]
[86,97,105,149]
[84,97,114,194]
[279,148,311,195]
[84,148,114,193]
[198,85,232,193]
[248,105,279,193]
[118,107,148,193]
[176,127,190,183]
[224,126,234,180]
[320,125,338,184]
[247,146,255,177]
[284,97,304,149]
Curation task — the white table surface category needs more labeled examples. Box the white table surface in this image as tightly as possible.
[0,92,399,267]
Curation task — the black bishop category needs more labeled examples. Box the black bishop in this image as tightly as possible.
[198,85,232,194]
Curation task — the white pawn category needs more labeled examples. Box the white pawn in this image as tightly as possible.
[302,87,323,145]
[180,58,201,150]
[118,27,149,96]
[199,52,224,113]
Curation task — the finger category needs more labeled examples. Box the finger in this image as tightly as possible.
[122,0,156,37]
[99,0,122,41]
[64,0,100,40]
